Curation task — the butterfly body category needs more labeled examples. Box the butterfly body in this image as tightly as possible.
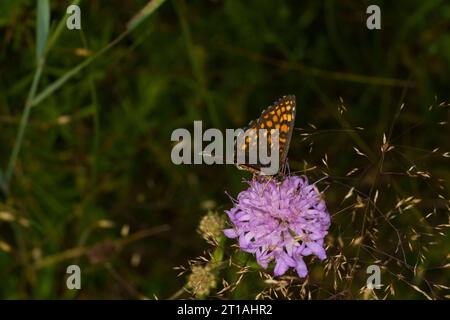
[235,95,296,177]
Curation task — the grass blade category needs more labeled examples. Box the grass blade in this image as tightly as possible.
[31,32,127,108]
[46,0,81,53]
[6,0,167,194]
[127,0,167,31]
[32,0,168,108]
[36,0,50,63]
[4,0,49,193]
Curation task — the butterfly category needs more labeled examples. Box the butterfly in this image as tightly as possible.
[235,95,296,176]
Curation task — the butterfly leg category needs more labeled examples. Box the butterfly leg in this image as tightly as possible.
[284,159,291,176]
[261,175,274,194]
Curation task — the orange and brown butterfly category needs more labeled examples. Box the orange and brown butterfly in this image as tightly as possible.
[235,95,296,176]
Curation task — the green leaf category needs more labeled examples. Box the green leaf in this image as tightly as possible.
[212,236,225,264]
[36,0,50,63]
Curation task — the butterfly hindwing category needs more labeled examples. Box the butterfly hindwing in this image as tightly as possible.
[235,95,296,175]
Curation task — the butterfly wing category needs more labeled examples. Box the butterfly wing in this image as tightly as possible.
[235,95,296,175]
[275,95,296,171]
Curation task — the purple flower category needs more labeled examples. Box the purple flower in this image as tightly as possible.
[224,176,331,277]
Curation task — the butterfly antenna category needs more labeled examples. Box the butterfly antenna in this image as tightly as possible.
[313,175,330,185]
[225,190,237,203]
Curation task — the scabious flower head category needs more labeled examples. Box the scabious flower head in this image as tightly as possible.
[224,176,331,277]
[198,211,226,245]
[187,264,216,297]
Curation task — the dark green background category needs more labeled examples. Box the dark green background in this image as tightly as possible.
[0,0,448,299]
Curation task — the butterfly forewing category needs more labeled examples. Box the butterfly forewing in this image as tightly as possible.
[235,95,296,175]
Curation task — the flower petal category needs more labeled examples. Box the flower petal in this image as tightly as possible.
[256,249,271,269]
[274,257,289,276]
[295,257,308,277]
[223,228,238,238]
[306,241,327,260]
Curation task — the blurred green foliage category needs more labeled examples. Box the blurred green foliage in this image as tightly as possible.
[0,0,448,299]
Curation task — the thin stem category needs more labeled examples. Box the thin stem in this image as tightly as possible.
[46,0,81,53]
[4,61,45,194]
[31,31,128,109]
[168,288,187,300]
[79,29,100,190]
[218,42,414,88]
